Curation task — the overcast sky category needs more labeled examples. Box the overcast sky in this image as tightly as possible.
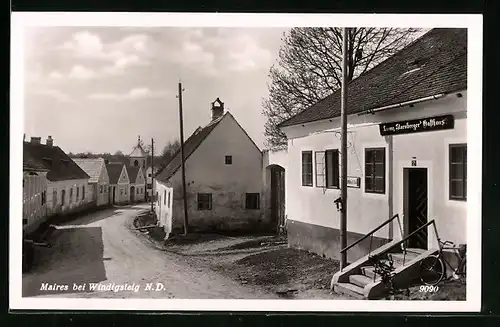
[23,26,288,155]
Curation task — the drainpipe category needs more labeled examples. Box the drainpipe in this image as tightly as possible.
[386,135,394,240]
[357,94,446,116]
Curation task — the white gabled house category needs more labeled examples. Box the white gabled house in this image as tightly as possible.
[73,157,110,207]
[154,98,267,234]
[274,28,468,298]
[106,163,130,205]
[126,165,146,203]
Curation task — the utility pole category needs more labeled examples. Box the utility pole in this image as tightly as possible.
[150,137,154,213]
[178,81,189,235]
[340,27,349,270]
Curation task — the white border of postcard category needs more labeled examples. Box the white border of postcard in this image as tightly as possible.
[10,12,483,312]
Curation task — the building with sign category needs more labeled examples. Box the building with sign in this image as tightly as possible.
[276,28,467,263]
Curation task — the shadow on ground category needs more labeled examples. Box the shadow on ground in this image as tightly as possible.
[22,226,107,297]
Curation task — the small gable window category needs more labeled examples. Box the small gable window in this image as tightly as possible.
[76,186,80,200]
[197,193,212,210]
[245,193,260,210]
[69,188,73,203]
[225,155,232,165]
[100,185,103,194]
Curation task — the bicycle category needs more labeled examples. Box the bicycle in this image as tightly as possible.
[368,255,410,298]
[419,240,466,286]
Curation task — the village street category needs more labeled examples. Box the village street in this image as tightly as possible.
[22,204,278,299]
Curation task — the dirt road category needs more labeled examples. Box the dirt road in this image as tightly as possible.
[22,204,278,299]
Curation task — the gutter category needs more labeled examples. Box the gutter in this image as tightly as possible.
[357,93,446,116]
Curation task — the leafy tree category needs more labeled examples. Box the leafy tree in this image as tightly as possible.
[262,27,423,150]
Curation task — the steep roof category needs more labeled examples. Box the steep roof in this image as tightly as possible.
[73,158,106,183]
[106,163,125,184]
[126,165,140,182]
[23,150,48,172]
[279,28,467,128]
[23,142,90,181]
[129,144,147,158]
[155,114,225,181]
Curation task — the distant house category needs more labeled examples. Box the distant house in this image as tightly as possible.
[106,163,130,205]
[126,165,146,203]
[73,158,110,207]
[22,150,49,235]
[154,98,267,234]
[276,28,468,263]
[23,136,92,218]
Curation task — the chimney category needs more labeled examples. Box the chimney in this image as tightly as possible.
[211,97,224,121]
[30,137,41,144]
[46,136,53,147]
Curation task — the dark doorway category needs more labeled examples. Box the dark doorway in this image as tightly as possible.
[404,168,428,249]
[130,186,135,203]
[270,165,286,232]
[112,187,116,204]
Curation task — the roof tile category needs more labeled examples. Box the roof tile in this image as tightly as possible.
[23,142,90,181]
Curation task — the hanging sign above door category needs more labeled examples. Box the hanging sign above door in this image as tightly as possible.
[379,115,454,136]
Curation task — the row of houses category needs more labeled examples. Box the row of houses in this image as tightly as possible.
[152,29,468,266]
[22,136,150,236]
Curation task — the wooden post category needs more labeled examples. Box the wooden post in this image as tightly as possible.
[151,138,154,213]
[340,27,349,269]
[178,82,189,235]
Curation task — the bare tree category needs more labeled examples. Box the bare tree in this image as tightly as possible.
[160,140,181,165]
[263,27,424,150]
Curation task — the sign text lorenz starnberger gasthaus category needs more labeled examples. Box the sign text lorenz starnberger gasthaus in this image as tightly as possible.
[379,115,455,136]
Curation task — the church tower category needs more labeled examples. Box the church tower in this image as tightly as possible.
[129,135,147,169]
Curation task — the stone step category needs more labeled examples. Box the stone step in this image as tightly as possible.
[349,274,374,288]
[404,248,427,256]
[388,252,419,266]
[333,282,365,299]
[361,266,377,279]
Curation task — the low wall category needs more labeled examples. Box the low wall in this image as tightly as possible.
[287,219,391,263]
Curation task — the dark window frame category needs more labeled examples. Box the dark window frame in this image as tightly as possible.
[301,151,313,187]
[449,144,467,201]
[197,193,212,210]
[326,149,340,189]
[245,193,260,210]
[225,155,233,165]
[365,147,386,194]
